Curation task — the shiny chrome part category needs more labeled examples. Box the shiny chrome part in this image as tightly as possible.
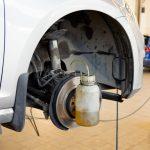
[49,40,61,70]
[47,29,67,70]
[0,108,13,123]
[56,76,80,129]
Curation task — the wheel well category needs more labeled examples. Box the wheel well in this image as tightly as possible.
[28,10,133,98]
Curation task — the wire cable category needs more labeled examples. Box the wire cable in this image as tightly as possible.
[26,108,40,136]
[25,94,150,140]
[70,59,90,76]
[25,96,150,122]
[115,89,119,150]
[25,95,150,139]
[26,115,45,120]
[100,96,150,122]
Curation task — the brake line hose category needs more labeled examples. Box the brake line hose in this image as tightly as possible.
[100,96,150,122]
[26,96,150,122]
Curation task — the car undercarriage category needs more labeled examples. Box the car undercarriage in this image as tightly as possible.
[27,11,133,130]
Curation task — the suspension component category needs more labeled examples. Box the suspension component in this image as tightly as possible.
[45,29,67,70]
[49,73,80,130]
[49,40,61,70]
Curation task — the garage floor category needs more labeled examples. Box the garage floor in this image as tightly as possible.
[0,70,150,150]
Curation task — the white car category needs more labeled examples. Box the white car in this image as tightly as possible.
[0,0,144,132]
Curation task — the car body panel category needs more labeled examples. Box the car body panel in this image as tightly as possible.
[0,0,4,87]
[0,0,125,110]
[0,108,13,123]
[116,16,144,97]
[0,0,144,123]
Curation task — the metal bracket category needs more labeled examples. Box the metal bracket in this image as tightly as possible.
[102,91,123,103]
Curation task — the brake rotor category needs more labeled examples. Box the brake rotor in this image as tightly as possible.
[49,74,80,130]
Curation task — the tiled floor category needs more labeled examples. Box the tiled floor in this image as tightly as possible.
[0,70,150,150]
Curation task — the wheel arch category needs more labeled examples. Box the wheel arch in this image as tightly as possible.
[0,1,136,111]
[18,1,126,74]
[19,8,134,97]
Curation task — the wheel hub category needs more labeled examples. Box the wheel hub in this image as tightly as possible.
[49,74,80,130]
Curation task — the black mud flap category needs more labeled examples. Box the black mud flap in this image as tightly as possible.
[2,73,28,132]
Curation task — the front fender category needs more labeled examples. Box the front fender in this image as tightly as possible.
[0,0,124,109]
[0,0,143,111]
[116,16,144,97]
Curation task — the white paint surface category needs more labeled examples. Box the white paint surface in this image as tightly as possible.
[0,0,4,83]
[0,0,144,123]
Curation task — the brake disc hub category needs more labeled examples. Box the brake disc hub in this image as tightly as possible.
[49,73,80,130]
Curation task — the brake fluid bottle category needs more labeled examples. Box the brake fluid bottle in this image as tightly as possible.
[75,75,100,127]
